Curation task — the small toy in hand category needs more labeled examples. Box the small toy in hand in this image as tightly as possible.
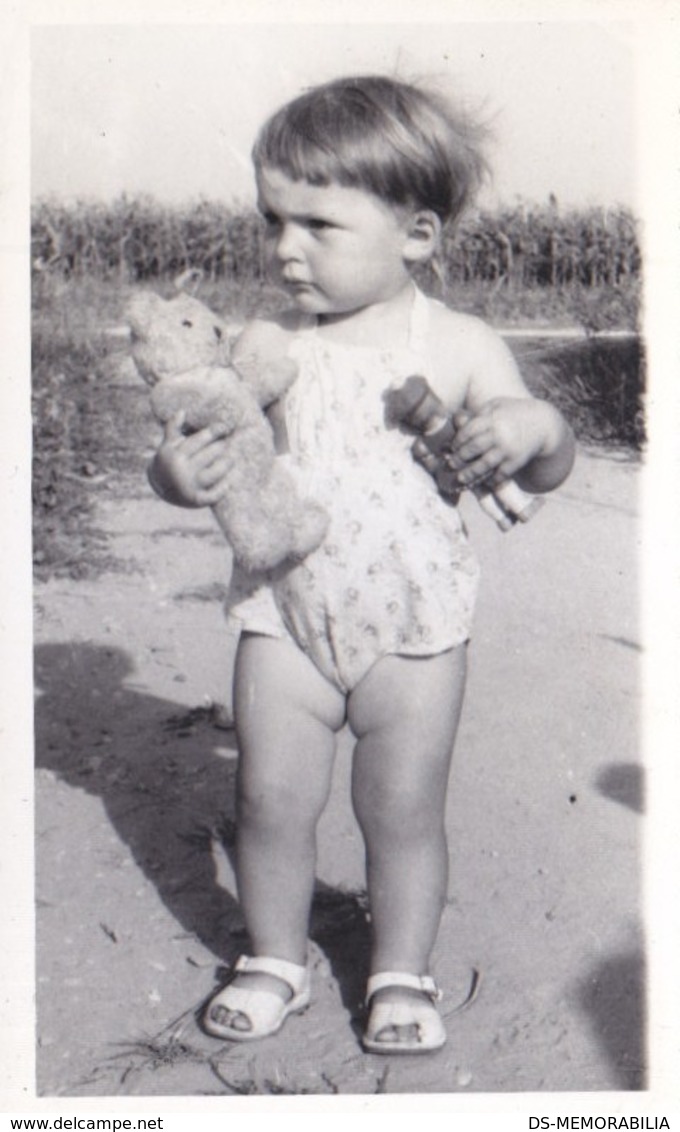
[128,289,329,572]
[385,376,543,532]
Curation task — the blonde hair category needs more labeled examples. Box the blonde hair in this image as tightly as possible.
[252,74,489,229]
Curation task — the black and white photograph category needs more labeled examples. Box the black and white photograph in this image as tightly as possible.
[2,0,679,1116]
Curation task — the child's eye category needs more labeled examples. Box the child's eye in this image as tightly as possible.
[261,211,281,229]
[308,218,331,232]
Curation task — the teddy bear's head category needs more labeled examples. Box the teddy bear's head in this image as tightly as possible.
[127,291,233,386]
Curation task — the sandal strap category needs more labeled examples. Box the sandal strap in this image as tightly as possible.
[234,954,309,996]
[366,971,442,1004]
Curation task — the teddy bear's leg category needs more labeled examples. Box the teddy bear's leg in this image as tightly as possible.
[213,479,329,574]
[252,470,330,564]
[265,467,330,560]
[211,497,299,574]
[287,500,329,560]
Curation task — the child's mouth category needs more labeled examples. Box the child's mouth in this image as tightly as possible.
[285,281,320,305]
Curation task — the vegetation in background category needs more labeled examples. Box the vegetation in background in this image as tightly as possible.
[32,195,641,330]
[513,336,645,451]
[31,277,153,578]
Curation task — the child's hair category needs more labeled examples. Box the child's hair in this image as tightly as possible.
[252,74,489,228]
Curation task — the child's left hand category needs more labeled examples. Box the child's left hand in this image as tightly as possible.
[446,397,571,492]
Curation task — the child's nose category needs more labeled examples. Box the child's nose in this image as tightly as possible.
[275,223,303,262]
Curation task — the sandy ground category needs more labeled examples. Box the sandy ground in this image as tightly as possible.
[33,415,643,1097]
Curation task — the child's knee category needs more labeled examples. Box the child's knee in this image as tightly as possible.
[353,780,445,844]
[237,764,329,833]
[238,772,294,827]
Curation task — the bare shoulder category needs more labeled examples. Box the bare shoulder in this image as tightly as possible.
[426,298,531,411]
[428,300,490,350]
[231,310,300,365]
[428,299,513,365]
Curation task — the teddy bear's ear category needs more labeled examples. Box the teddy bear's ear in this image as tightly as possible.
[174,268,203,294]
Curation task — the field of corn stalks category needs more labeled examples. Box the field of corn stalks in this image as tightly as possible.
[32,196,640,301]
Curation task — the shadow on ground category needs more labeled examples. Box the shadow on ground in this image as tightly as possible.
[596,762,645,815]
[575,944,647,1090]
[34,641,371,1015]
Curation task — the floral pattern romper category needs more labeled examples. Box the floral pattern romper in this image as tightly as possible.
[227,287,481,694]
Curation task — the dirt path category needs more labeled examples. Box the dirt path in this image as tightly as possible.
[33,440,643,1097]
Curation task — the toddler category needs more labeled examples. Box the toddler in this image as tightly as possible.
[149,74,575,1054]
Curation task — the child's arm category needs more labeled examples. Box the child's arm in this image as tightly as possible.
[436,315,575,495]
[454,395,575,494]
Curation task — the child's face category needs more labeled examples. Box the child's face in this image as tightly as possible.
[256,167,416,316]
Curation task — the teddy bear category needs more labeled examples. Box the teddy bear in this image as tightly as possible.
[127,288,329,573]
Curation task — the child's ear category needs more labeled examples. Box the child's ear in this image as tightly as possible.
[403,210,441,264]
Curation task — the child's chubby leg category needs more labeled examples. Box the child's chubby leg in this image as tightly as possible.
[205,632,346,1037]
[347,646,467,1050]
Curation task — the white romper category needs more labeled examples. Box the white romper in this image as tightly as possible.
[227,287,480,693]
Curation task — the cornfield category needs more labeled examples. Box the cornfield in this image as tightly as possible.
[32,195,641,295]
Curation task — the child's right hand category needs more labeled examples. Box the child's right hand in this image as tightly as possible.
[147,412,231,508]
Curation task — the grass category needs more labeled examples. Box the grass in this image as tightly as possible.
[512,335,645,451]
[31,276,153,578]
[32,273,644,580]
[415,269,641,332]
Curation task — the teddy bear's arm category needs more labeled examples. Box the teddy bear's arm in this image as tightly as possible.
[232,317,299,408]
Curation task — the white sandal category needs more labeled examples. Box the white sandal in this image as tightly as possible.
[362,971,446,1054]
[202,955,311,1042]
